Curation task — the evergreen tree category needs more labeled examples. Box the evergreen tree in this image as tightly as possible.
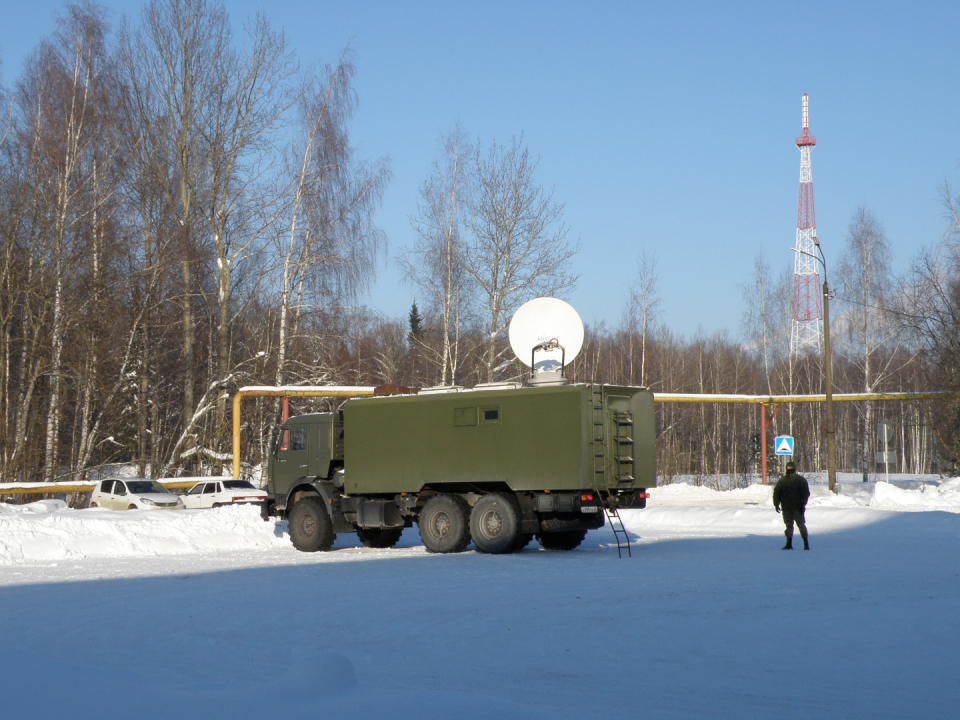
[408,301,424,341]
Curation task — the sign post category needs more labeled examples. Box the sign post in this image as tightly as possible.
[877,420,894,484]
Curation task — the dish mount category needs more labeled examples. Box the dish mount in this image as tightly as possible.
[508,297,584,386]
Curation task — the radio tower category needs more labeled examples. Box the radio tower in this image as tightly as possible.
[791,93,822,355]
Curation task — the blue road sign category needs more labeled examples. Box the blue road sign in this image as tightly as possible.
[774,436,794,456]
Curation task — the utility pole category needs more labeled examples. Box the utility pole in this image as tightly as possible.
[816,239,837,493]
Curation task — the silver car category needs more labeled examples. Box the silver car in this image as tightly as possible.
[89,479,184,510]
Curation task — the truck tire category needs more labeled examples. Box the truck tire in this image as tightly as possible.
[536,529,587,551]
[418,494,471,554]
[356,527,403,549]
[470,493,521,554]
[288,496,336,552]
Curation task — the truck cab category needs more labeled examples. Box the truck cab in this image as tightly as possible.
[266,412,342,512]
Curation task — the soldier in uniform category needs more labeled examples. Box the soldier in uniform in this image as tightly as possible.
[773,461,810,550]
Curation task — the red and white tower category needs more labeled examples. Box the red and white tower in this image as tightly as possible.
[791,93,822,354]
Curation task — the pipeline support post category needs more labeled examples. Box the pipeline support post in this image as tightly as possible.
[760,402,782,485]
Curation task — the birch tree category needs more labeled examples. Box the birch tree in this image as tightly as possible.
[16,4,120,481]
[399,125,473,385]
[126,0,230,457]
[623,249,660,386]
[462,138,578,382]
[837,206,904,469]
[276,51,389,392]
[199,10,294,443]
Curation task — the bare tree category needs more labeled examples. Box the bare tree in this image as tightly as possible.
[276,51,389,392]
[199,10,295,441]
[13,4,123,481]
[740,252,790,396]
[623,249,660,386]
[126,0,231,456]
[891,183,960,461]
[837,206,905,470]
[399,125,473,386]
[462,137,578,382]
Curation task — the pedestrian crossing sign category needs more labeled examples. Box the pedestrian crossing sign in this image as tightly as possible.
[774,436,794,455]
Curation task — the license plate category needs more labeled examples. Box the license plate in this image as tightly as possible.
[580,506,600,513]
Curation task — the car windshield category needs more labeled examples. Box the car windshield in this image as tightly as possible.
[126,481,169,494]
[223,481,255,490]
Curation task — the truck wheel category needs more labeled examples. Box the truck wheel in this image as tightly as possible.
[288,496,336,552]
[357,527,403,549]
[470,493,521,554]
[536,529,587,551]
[418,494,471,553]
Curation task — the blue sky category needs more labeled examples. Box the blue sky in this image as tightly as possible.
[3,0,959,338]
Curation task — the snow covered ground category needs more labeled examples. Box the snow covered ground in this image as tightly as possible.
[1,479,958,719]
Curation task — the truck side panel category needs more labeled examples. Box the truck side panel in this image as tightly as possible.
[343,386,584,495]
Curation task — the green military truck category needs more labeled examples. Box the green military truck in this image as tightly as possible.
[263,382,654,554]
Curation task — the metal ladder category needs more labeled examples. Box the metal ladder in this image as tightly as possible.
[612,409,636,487]
[602,497,632,558]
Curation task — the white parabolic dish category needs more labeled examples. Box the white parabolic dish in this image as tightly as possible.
[509,297,584,371]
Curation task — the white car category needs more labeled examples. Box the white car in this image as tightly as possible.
[90,479,184,510]
[181,479,268,509]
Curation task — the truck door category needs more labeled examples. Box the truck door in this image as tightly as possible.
[273,426,309,500]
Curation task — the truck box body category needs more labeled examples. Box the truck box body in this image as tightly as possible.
[342,383,654,496]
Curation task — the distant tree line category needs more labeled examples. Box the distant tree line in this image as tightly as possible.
[2,1,960,488]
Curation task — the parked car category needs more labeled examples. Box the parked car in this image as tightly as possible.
[181,479,268,509]
[89,479,184,510]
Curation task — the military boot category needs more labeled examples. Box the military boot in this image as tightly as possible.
[802,534,809,551]
[782,532,793,550]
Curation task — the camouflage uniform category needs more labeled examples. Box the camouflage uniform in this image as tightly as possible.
[773,463,810,550]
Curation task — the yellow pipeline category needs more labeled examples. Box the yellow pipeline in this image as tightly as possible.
[0,480,202,496]
[3,389,952,493]
[653,391,950,404]
[231,386,376,479]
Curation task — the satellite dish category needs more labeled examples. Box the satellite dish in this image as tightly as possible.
[509,298,584,380]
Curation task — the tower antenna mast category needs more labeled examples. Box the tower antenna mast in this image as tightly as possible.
[791,93,823,355]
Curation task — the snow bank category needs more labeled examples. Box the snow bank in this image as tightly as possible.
[651,482,773,506]
[4,476,959,565]
[654,476,960,513]
[0,502,287,564]
[872,478,960,512]
[0,499,70,514]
